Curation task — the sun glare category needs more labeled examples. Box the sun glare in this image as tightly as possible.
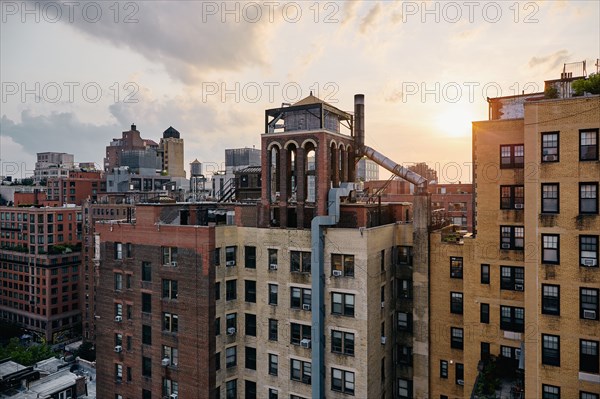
[436,107,474,138]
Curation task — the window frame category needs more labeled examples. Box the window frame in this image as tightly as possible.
[500,305,524,333]
[580,287,599,320]
[331,254,355,277]
[500,226,524,250]
[542,234,560,264]
[541,132,559,162]
[542,384,560,399]
[500,144,524,168]
[244,246,256,269]
[440,360,448,378]
[542,334,560,366]
[331,368,355,395]
[291,250,311,273]
[542,284,560,315]
[450,327,463,350]
[481,264,490,284]
[244,280,256,303]
[580,235,599,267]
[331,292,355,317]
[480,303,490,324]
[579,182,599,215]
[500,266,524,291]
[268,283,278,305]
[290,286,312,310]
[541,183,560,214]
[450,256,463,279]
[580,128,599,161]
[450,292,463,314]
[268,353,278,376]
[500,185,525,210]
[331,330,355,356]
[580,339,599,374]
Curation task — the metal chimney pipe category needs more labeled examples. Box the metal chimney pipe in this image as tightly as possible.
[354,94,365,149]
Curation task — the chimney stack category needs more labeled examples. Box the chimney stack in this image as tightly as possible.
[354,94,365,150]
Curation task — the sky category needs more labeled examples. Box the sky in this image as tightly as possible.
[1,0,598,182]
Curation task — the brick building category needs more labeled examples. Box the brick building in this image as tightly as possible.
[428,73,599,398]
[0,206,83,343]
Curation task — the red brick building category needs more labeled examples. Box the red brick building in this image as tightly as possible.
[45,171,105,205]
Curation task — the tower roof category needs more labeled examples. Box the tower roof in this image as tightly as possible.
[163,126,180,139]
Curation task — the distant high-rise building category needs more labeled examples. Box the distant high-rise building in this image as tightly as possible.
[34,152,75,183]
[160,126,186,178]
[356,157,379,181]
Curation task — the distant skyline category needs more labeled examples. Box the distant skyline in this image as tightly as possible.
[1,0,598,182]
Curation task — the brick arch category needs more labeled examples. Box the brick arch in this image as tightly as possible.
[301,138,318,149]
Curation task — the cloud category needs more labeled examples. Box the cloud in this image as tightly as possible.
[46,1,278,85]
[341,1,362,26]
[528,50,570,71]
[359,3,382,34]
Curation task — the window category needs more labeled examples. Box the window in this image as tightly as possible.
[291,323,311,345]
[580,339,599,373]
[500,266,524,291]
[226,279,237,301]
[450,292,463,314]
[398,279,412,298]
[397,345,412,366]
[331,254,355,277]
[580,183,598,214]
[115,363,123,382]
[500,226,524,250]
[268,353,278,375]
[331,368,355,395]
[450,257,463,279]
[480,303,490,323]
[141,261,152,281]
[397,312,412,332]
[162,378,178,397]
[581,392,599,399]
[245,280,256,303]
[542,284,560,315]
[268,284,278,305]
[331,330,355,356]
[268,249,277,270]
[226,379,237,399]
[215,318,220,336]
[226,346,237,368]
[142,389,151,399]
[542,334,560,366]
[542,183,559,213]
[225,246,237,266]
[115,242,123,259]
[440,360,448,378]
[226,313,237,333]
[580,128,599,161]
[481,342,491,361]
[245,380,256,399]
[142,356,151,377]
[290,359,311,384]
[245,314,256,336]
[481,264,490,284]
[500,185,524,209]
[244,246,256,268]
[141,293,151,313]
[291,287,311,310]
[580,288,599,320]
[542,132,559,162]
[397,378,412,398]
[451,327,463,349]
[455,363,464,385]
[162,247,178,265]
[542,384,560,399]
[215,282,220,300]
[163,312,178,333]
[268,388,278,399]
[500,306,524,332]
[214,247,221,266]
[162,279,178,300]
[114,273,122,291]
[542,234,560,264]
[397,246,413,265]
[291,251,311,273]
[268,319,277,341]
[162,345,178,366]
[580,236,599,267]
[331,292,355,316]
[500,144,524,168]
[245,346,256,370]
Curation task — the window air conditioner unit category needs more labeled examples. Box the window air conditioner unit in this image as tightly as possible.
[582,258,597,267]
[457,379,464,386]
[226,260,235,266]
[543,155,557,162]
[170,394,178,399]
[170,261,177,267]
[162,358,170,366]
[501,243,511,249]
[114,345,122,353]
[302,304,311,311]
[514,284,524,291]
[583,310,597,320]
[332,270,342,277]
[114,315,122,322]
[227,327,236,335]
[381,301,385,308]
[269,264,278,270]
[300,339,311,348]
[381,336,387,345]
[514,204,524,209]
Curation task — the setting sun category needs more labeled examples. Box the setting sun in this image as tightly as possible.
[436,106,475,137]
